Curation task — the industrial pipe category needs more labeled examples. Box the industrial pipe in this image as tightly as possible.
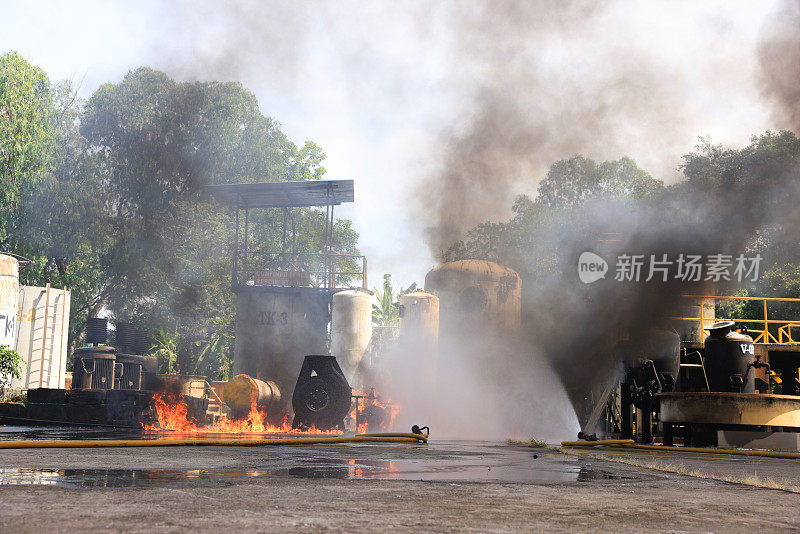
[0,433,428,449]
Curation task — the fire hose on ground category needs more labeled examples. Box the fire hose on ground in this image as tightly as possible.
[560,438,800,460]
[0,432,428,449]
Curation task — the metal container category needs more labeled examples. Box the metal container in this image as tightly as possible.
[703,321,755,393]
[72,346,116,390]
[133,328,151,355]
[675,295,716,342]
[86,317,108,345]
[233,286,330,401]
[425,260,521,341]
[330,289,373,381]
[115,322,137,353]
[223,374,281,416]
[398,290,440,382]
[176,375,207,398]
[0,254,19,350]
[114,353,144,390]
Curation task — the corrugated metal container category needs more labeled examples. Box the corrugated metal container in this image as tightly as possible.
[13,285,71,389]
[425,259,521,341]
[330,289,373,381]
[72,346,116,390]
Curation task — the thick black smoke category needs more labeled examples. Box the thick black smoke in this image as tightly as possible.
[416,0,800,432]
[758,0,800,133]
[414,0,737,257]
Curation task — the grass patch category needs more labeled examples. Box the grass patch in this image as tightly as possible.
[560,448,800,493]
[507,437,549,448]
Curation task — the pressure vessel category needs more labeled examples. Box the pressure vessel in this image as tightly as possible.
[703,321,755,393]
[331,288,373,381]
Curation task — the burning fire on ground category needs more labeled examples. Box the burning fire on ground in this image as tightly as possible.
[143,393,339,436]
[144,388,400,436]
[350,388,401,434]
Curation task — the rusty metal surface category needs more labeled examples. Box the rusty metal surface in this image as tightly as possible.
[658,392,800,427]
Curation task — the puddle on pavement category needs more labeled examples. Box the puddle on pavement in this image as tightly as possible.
[0,428,641,489]
[0,459,636,489]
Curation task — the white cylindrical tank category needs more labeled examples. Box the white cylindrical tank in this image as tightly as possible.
[0,254,19,350]
[331,288,373,381]
[398,290,439,385]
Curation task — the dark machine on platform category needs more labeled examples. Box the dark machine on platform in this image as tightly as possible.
[595,320,792,446]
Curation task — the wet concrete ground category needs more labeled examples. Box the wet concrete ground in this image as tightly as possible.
[1,427,800,532]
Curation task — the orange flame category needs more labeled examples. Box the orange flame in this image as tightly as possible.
[144,394,340,437]
[349,387,401,433]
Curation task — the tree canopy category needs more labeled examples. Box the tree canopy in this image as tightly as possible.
[536,155,663,208]
[1,56,360,379]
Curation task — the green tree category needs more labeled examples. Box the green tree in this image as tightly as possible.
[0,345,22,390]
[372,274,416,326]
[536,155,663,208]
[1,63,361,380]
[0,51,55,215]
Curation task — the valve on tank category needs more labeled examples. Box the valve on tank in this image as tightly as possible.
[291,355,352,431]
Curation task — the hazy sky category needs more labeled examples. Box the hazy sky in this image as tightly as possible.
[0,1,784,288]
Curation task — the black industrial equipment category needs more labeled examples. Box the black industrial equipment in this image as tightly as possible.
[617,329,681,443]
[115,322,137,353]
[85,318,108,345]
[291,355,352,431]
[703,321,755,393]
[114,353,145,390]
[133,328,151,356]
[72,346,116,390]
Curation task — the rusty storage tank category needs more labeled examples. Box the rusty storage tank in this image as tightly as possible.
[703,321,755,393]
[425,260,521,341]
[330,288,373,381]
[398,290,439,378]
[72,346,116,389]
[233,286,330,402]
[0,254,19,351]
[223,374,282,417]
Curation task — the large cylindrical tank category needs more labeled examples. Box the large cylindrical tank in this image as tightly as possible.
[233,286,330,403]
[425,260,521,341]
[703,321,755,393]
[223,374,282,416]
[330,289,373,381]
[398,290,439,376]
[675,295,716,342]
[0,254,19,350]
